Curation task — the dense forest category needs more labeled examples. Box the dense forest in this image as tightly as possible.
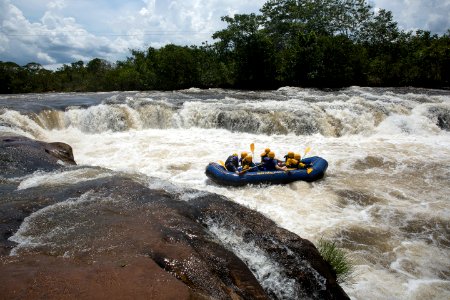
[1,0,449,93]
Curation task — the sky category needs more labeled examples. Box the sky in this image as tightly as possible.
[1,0,449,68]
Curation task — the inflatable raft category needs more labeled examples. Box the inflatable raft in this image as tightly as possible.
[205,156,328,186]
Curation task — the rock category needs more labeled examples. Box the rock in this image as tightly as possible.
[190,194,349,299]
[0,176,268,299]
[0,253,209,299]
[0,136,76,178]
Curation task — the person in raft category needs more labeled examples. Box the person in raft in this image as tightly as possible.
[282,151,295,167]
[225,153,240,173]
[241,155,257,172]
[286,153,308,169]
[239,151,248,164]
[258,147,271,170]
[285,156,298,169]
[262,151,287,171]
[260,148,271,162]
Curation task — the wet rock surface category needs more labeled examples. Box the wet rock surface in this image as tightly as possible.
[0,135,76,178]
[191,195,349,299]
[1,175,268,299]
[0,136,348,299]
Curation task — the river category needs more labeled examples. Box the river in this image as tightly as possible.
[1,86,449,299]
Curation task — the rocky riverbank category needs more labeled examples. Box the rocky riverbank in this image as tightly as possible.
[0,135,349,299]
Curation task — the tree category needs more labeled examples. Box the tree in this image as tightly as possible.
[131,49,157,90]
[85,58,112,91]
[213,13,277,88]
[359,9,400,45]
[192,43,233,88]
[153,44,199,90]
[260,0,373,47]
[108,60,141,90]
[0,61,21,93]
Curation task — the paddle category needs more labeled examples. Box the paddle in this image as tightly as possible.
[241,163,261,173]
[234,143,256,175]
[218,160,226,169]
[302,146,313,174]
[303,146,311,158]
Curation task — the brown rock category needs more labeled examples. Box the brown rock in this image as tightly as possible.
[0,136,76,178]
[0,254,201,300]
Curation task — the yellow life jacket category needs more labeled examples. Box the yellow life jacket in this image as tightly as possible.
[286,158,298,168]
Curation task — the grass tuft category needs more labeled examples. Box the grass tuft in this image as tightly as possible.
[317,238,354,284]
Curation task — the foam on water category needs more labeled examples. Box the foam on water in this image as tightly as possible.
[16,168,115,190]
[0,109,47,138]
[8,191,101,256]
[3,86,449,137]
[206,219,324,299]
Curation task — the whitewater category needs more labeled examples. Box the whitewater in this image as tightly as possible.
[1,86,449,299]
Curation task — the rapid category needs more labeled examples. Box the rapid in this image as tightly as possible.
[1,86,449,299]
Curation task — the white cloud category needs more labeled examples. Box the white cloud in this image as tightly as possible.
[139,7,150,16]
[37,52,56,64]
[113,0,266,52]
[0,0,128,66]
[372,0,450,34]
[47,0,66,10]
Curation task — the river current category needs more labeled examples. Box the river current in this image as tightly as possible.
[1,87,449,299]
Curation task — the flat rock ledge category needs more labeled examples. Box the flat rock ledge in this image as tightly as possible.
[0,136,349,299]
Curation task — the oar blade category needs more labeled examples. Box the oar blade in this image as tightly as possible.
[307,167,313,174]
[303,146,311,158]
[304,146,311,155]
[250,143,255,155]
[218,160,226,169]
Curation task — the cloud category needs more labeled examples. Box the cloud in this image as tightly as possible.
[107,0,266,50]
[372,0,450,34]
[0,0,128,66]
[0,0,267,66]
[47,0,66,10]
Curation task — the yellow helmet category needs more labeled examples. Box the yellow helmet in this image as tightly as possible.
[264,148,271,153]
[245,155,253,162]
[232,153,238,157]
[288,151,294,158]
[241,151,248,159]
[268,151,275,158]
[294,153,301,160]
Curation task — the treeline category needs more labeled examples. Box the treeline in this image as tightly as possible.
[1,0,449,93]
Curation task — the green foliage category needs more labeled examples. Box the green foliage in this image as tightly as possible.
[86,58,112,91]
[153,44,199,90]
[261,0,373,43]
[1,0,449,93]
[213,13,277,88]
[317,239,354,284]
[193,44,234,87]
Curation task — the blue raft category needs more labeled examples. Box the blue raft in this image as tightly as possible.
[205,156,328,186]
